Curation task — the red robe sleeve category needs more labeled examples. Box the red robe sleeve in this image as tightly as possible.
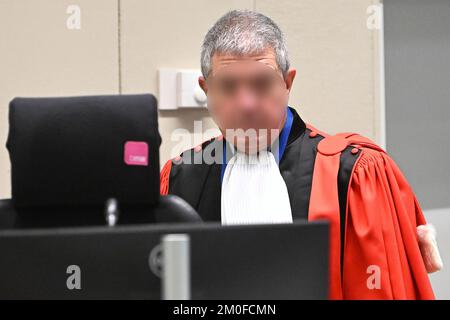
[160,159,172,195]
[343,148,435,299]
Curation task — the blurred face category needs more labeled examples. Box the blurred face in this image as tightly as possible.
[199,48,296,154]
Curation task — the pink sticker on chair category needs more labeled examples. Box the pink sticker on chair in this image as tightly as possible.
[124,141,148,166]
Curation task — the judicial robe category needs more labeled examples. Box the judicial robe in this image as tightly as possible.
[160,107,435,300]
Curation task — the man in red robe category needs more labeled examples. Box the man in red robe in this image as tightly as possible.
[160,10,442,299]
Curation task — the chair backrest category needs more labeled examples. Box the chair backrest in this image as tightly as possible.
[1,94,201,228]
[7,94,161,207]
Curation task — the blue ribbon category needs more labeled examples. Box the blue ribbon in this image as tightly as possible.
[220,107,294,182]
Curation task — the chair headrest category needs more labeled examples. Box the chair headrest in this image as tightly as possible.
[7,94,161,208]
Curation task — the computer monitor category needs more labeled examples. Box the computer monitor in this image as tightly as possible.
[0,220,328,299]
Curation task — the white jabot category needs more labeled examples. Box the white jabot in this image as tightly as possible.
[221,150,293,225]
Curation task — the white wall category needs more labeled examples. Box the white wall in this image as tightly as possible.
[0,0,383,197]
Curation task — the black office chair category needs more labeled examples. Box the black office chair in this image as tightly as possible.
[0,94,201,230]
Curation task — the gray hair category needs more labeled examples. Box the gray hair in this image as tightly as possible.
[200,10,290,79]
